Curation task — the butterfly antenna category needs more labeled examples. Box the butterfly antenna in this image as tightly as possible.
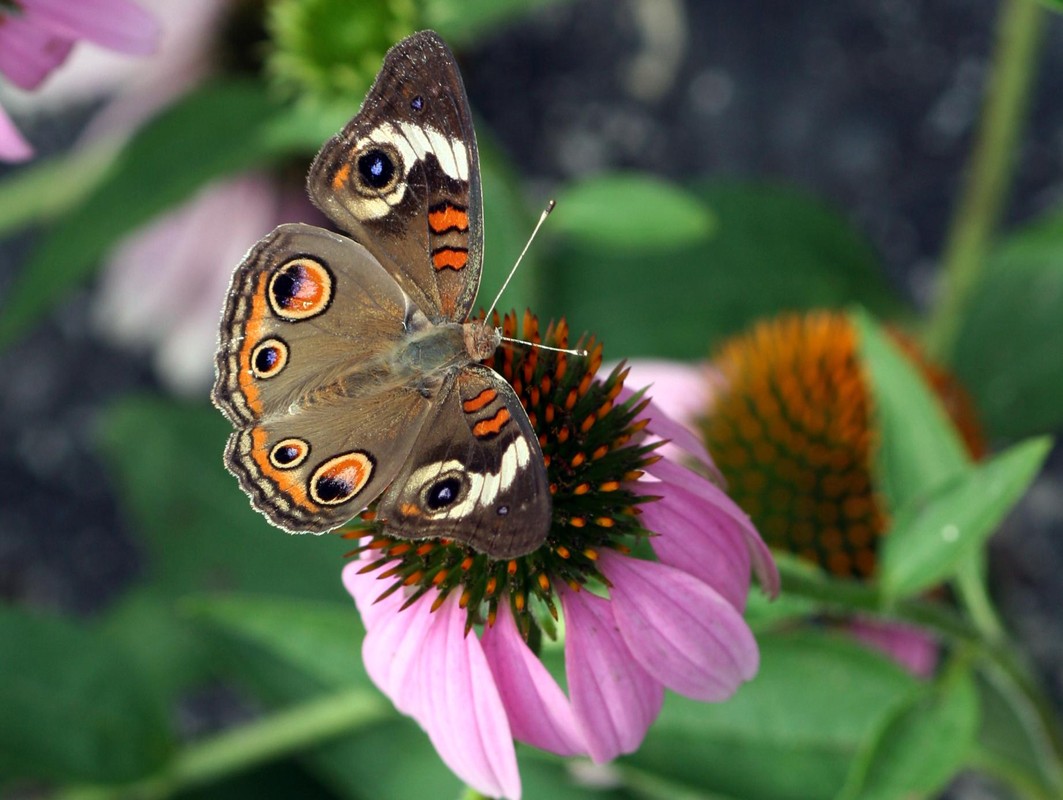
[485,199,555,321]
[487,200,587,357]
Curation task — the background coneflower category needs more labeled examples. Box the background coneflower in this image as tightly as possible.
[700,310,985,582]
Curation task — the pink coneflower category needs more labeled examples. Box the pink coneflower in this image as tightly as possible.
[626,311,987,677]
[342,313,779,799]
[0,0,159,161]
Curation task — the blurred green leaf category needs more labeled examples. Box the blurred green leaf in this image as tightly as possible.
[951,212,1063,437]
[545,180,909,359]
[975,665,1063,796]
[839,665,979,799]
[218,632,457,800]
[478,136,540,314]
[1034,0,1063,14]
[0,608,173,783]
[0,139,116,236]
[97,396,350,600]
[879,436,1051,598]
[623,631,917,800]
[0,80,318,348]
[852,309,970,514]
[187,594,365,689]
[554,173,716,250]
[100,589,215,706]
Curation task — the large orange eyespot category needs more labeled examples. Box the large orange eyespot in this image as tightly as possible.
[269,257,334,321]
[250,338,288,379]
[308,451,375,506]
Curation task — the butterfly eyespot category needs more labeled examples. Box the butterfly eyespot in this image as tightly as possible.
[426,476,463,510]
[251,338,288,379]
[410,95,424,111]
[269,438,310,469]
[496,505,510,516]
[269,257,334,321]
[309,452,375,505]
[357,147,398,191]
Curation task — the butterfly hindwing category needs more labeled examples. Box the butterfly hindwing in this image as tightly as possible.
[376,364,551,558]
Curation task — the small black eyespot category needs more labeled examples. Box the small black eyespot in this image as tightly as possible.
[426,477,462,510]
[410,95,424,111]
[496,505,510,517]
[254,347,279,373]
[357,149,395,189]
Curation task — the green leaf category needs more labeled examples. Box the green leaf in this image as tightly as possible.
[839,664,980,799]
[623,631,917,800]
[477,137,541,314]
[187,594,366,689]
[974,665,1063,796]
[544,180,908,359]
[951,211,1063,437]
[1034,0,1063,14]
[0,608,173,782]
[879,437,1051,598]
[0,80,313,347]
[554,173,716,250]
[0,139,116,236]
[852,309,970,515]
[97,397,351,601]
[99,589,215,706]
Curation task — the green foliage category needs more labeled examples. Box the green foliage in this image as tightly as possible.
[623,632,917,800]
[0,608,173,783]
[545,181,908,359]
[951,211,1063,438]
[839,663,980,799]
[853,309,970,515]
[880,437,1051,598]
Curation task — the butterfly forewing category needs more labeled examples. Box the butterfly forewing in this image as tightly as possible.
[307,31,484,324]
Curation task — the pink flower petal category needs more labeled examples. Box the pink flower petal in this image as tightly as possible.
[602,552,758,701]
[0,102,34,162]
[648,456,780,598]
[22,0,159,56]
[561,586,663,763]
[346,568,435,716]
[0,16,73,90]
[418,599,521,800]
[849,617,938,678]
[480,602,587,756]
[621,359,712,431]
[639,484,752,611]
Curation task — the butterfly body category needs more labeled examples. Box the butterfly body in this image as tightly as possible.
[212,32,551,559]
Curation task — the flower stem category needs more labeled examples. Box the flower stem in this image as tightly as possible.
[58,689,388,800]
[924,0,1045,360]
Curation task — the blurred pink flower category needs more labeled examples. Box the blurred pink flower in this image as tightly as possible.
[344,373,778,799]
[623,358,938,678]
[0,0,159,161]
[93,173,322,395]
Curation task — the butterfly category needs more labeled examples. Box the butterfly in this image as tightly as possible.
[212,31,551,560]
